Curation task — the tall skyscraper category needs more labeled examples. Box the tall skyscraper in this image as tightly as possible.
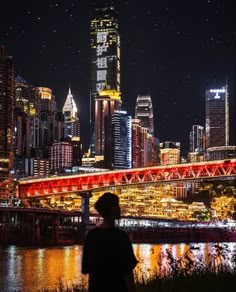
[205,86,229,148]
[31,87,64,159]
[105,110,132,170]
[0,46,15,195]
[90,2,120,155]
[15,76,40,117]
[62,87,80,138]
[132,118,148,168]
[95,88,122,156]
[36,87,57,112]
[189,125,205,153]
[135,95,154,136]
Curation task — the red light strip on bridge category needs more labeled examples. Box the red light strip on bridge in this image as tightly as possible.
[19,160,236,197]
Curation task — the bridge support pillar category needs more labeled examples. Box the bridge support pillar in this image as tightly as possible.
[80,192,92,225]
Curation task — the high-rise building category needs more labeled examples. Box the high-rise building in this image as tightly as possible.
[95,88,122,156]
[160,141,181,165]
[147,134,160,166]
[135,95,154,136]
[62,87,80,138]
[15,76,40,117]
[205,86,229,148]
[90,2,120,155]
[30,87,64,158]
[50,141,73,173]
[132,118,148,168]
[0,46,15,195]
[36,87,57,112]
[105,110,132,170]
[189,125,205,153]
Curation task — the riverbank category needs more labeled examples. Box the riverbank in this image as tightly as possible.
[1,224,236,246]
[126,225,236,244]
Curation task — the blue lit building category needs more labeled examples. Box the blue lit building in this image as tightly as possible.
[105,110,132,169]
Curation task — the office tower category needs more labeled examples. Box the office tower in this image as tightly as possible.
[95,88,122,156]
[132,119,148,168]
[14,77,40,178]
[135,95,154,136]
[50,141,73,173]
[105,110,132,170]
[160,141,181,165]
[64,136,82,167]
[33,158,50,177]
[62,87,80,138]
[15,76,40,117]
[36,87,57,112]
[90,2,120,155]
[205,86,229,148]
[14,109,31,177]
[30,86,64,159]
[147,134,160,166]
[0,46,15,195]
[189,125,205,153]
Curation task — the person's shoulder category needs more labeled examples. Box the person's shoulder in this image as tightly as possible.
[85,226,100,238]
[114,227,130,239]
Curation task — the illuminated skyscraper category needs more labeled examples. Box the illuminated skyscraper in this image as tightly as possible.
[31,87,64,158]
[95,88,122,156]
[105,110,132,170]
[90,2,120,155]
[15,76,40,117]
[132,119,148,168]
[0,45,15,194]
[189,125,205,153]
[50,141,73,173]
[36,87,57,112]
[62,87,80,138]
[205,86,229,148]
[135,95,154,136]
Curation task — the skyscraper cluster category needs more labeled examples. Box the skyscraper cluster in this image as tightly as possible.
[0,2,235,196]
[0,46,82,195]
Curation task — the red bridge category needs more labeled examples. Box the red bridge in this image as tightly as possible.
[19,159,236,198]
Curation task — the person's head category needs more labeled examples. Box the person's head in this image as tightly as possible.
[94,192,121,219]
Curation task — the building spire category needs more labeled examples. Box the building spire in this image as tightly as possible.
[68,84,72,96]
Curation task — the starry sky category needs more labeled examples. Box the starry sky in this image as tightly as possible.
[0,0,235,156]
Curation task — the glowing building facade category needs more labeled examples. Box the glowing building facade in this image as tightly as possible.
[132,119,148,168]
[189,125,205,153]
[0,46,15,194]
[50,141,73,173]
[95,88,122,156]
[90,3,120,155]
[205,87,229,148]
[135,95,154,136]
[62,87,80,138]
[15,76,40,117]
[160,141,181,165]
[111,110,132,170]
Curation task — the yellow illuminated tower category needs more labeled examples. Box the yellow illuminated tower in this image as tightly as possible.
[95,88,122,156]
[90,2,121,156]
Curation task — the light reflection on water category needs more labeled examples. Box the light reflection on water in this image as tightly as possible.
[0,242,236,292]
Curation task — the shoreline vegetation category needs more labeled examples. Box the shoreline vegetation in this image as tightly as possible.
[38,244,236,292]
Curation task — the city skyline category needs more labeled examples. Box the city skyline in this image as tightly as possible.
[0,0,235,155]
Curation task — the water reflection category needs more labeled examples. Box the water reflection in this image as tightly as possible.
[0,242,236,292]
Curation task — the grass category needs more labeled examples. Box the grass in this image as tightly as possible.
[39,244,236,292]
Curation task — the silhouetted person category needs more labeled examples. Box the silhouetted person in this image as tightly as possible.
[82,192,138,292]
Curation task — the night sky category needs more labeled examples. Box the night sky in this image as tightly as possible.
[0,0,235,156]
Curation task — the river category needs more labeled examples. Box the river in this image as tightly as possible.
[1,242,236,292]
